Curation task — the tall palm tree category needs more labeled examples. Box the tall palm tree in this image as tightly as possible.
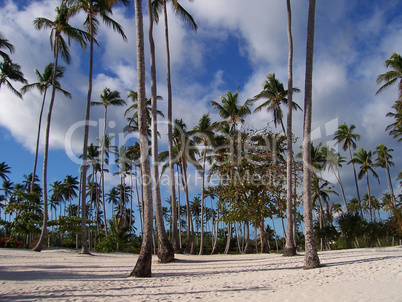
[374,143,395,206]
[0,31,15,62]
[189,113,216,255]
[147,0,174,263]
[0,58,27,99]
[350,147,380,223]
[21,63,71,193]
[251,73,301,133]
[333,123,362,211]
[376,52,402,104]
[302,0,320,269]
[70,0,128,255]
[130,0,153,278]
[152,0,198,254]
[91,87,125,235]
[32,0,88,252]
[283,0,297,257]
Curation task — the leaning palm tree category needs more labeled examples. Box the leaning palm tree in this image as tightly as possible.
[70,0,128,254]
[91,87,125,235]
[152,0,198,254]
[302,0,320,269]
[21,63,71,193]
[0,58,27,99]
[147,0,174,263]
[32,0,88,252]
[321,146,348,211]
[251,73,301,134]
[0,32,15,62]
[350,147,380,223]
[130,0,153,278]
[333,123,362,211]
[376,52,402,104]
[374,143,395,205]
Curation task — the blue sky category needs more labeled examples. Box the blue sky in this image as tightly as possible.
[1,0,401,233]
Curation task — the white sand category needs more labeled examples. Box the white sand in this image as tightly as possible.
[0,247,401,301]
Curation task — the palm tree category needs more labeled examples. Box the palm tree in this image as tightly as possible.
[147,0,174,263]
[211,88,252,134]
[385,100,402,142]
[321,146,348,211]
[311,177,339,250]
[0,162,11,182]
[130,0,153,278]
[350,147,380,223]
[0,58,27,99]
[152,0,197,254]
[189,113,216,255]
[21,63,71,193]
[251,73,301,133]
[376,53,402,103]
[32,0,88,252]
[91,87,125,235]
[62,175,79,212]
[302,0,320,269]
[333,123,362,210]
[70,0,128,255]
[374,143,395,206]
[0,31,15,62]
[283,0,297,257]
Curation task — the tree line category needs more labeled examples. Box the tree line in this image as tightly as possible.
[0,0,401,277]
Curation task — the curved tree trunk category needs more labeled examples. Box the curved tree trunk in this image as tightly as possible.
[148,0,174,263]
[130,0,153,277]
[302,0,320,269]
[32,41,60,252]
[31,89,48,193]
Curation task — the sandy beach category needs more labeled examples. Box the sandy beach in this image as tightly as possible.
[0,246,401,301]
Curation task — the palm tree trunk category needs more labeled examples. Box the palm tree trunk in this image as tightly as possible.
[302,0,320,269]
[283,0,296,257]
[349,147,362,215]
[366,172,373,223]
[181,163,194,253]
[148,0,174,263]
[32,40,60,252]
[224,223,232,254]
[130,0,153,277]
[31,89,48,193]
[79,16,95,255]
[335,169,348,212]
[199,147,207,255]
[100,107,108,236]
[385,163,396,206]
[163,0,180,254]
